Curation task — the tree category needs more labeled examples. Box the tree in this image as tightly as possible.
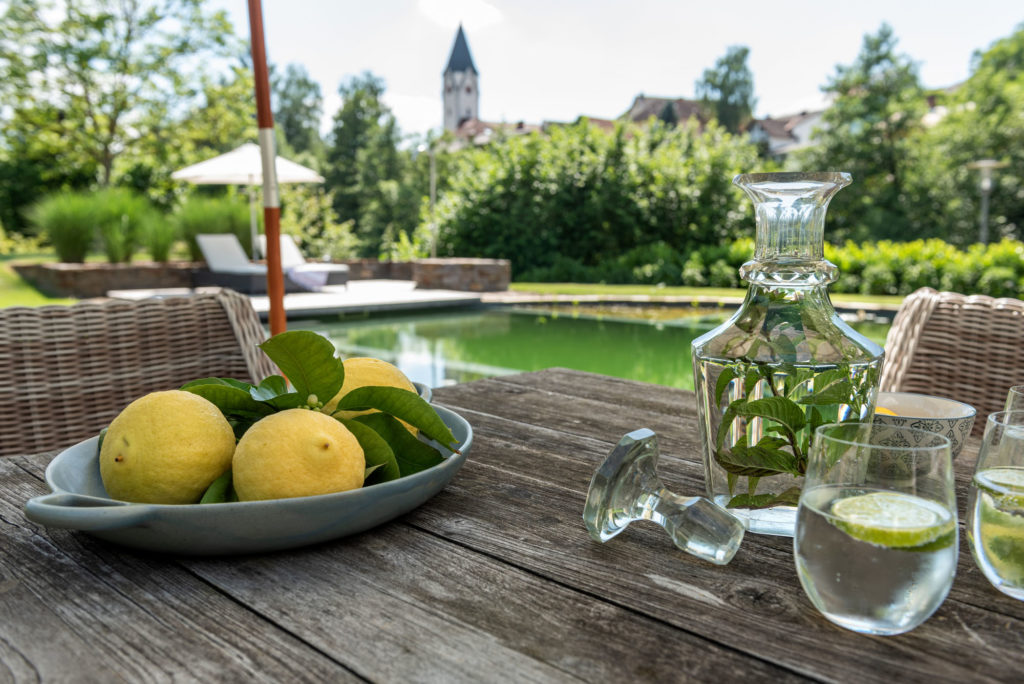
[907,23,1024,245]
[658,101,678,128]
[795,24,925,242]
[272,63,324,158]
[0,0,240,188]
[695,46,756,134]
[325,72,413,255]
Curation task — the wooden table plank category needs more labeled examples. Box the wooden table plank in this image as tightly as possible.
[426,370,1024,682]
[5,368,1023,683]
[1,457,354,683]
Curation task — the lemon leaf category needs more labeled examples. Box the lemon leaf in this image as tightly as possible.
[180,377,252,391]
[353,413,445,476]
[259,330,345,406]
[336,386,457,448]
[183,384,275,418]
[336,417,401,484]
[200,470,233,504]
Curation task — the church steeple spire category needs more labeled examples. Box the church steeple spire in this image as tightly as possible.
[444,23,477,75]
[442,24,479,131]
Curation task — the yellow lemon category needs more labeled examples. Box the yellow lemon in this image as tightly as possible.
[232,409,365,501]
[323,357,418,432]
[99,390,235,504]
[875,406,898,416]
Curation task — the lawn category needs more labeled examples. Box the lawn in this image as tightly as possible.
[0,255,73,308]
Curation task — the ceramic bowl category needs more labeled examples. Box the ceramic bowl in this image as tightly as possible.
[872,391,976,459]
[24,405,470,556]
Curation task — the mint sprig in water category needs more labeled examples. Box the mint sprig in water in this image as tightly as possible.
[713,360,877,510]
[184,330,459,501]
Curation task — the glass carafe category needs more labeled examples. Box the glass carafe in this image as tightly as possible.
[691,172,884,536]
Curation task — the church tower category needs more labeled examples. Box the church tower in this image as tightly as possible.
[443,24,479,131]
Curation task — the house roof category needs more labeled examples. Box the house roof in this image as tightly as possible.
[749,110,824,140]
[622,96,705,125]
[444,24,477,75]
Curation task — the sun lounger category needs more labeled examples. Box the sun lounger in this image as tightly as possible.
[194,233,348,293]
[258,234,349,289]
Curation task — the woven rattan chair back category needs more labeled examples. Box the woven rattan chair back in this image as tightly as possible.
[880,287,1024,435]
[0,289,277,457]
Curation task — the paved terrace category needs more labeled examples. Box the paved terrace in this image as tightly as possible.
[109,281,901,320]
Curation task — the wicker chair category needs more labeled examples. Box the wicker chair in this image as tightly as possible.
[0,289,277,457]
[880,287,1024,435]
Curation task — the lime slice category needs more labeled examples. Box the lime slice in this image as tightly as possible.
[830,491,954,549]
[976,467,1024,510]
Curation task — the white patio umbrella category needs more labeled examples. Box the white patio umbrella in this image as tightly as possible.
[171,143,324,257]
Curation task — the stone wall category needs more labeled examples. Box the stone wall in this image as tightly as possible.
[412,258,511,292]
[12,262,197,299]
[13,257,512,297]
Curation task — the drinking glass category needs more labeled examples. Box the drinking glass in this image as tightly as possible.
[967,410,1024,601]
[1005,386,1024,412]
[794,423,957,635]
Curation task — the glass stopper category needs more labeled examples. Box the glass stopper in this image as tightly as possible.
[583,428,745,565]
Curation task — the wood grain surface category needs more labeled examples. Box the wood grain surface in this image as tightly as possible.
[2,368,1022,683]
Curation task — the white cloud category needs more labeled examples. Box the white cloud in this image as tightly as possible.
[417,0,502,31]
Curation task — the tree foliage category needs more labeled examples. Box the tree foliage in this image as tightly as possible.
[434,120,762,279]
[794,24,925,242]
[696,46,756,134]
[273,63,324,158]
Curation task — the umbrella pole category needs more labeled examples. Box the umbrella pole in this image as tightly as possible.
[247,0,286,335]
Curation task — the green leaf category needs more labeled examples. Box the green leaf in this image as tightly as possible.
[716,403,739,450]
[726,471,738,495]
[727,493,777,509]
[180,377,253,392]
[200,470,233,504]
[354,413,445,476]
[336,386,457,448]
[715,367,738,406]
[249,375,289,401]
[364,464,384,479]
[744,367,761,395]
[715,437,800,477]
[734,397,807,435]
[97,427,108,454]
[259,331,345,407]
[248,375,304,410]
[183,384,275,418]
[336,417,401,485]
[797,381,854,406]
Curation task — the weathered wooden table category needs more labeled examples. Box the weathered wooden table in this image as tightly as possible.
[2,369,1022,682]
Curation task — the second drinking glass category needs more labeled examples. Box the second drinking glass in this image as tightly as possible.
[794,423,958,635]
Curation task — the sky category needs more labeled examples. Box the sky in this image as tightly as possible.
[208,0,1023,138]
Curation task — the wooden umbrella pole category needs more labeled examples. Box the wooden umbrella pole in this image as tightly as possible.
[246,0,286,335]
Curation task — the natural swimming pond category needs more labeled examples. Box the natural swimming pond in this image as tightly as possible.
[287,305,892,391]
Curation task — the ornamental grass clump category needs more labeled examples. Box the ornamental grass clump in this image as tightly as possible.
[174,197,253,260]
[27,192,97,263]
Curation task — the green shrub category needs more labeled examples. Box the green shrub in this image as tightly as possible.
[139,212,178,262]
[92,188,155,263]
[174,197,252,261]
[977,266,1018,298]
[27,192,97,262]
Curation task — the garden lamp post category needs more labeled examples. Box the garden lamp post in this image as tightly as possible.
[967,159,1008,244]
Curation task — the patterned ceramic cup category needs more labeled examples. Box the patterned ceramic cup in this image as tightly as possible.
[873,392,977,459]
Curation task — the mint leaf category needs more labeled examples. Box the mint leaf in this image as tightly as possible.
[715,437,800,477]
[259,331,345,407]
[716,403,739,450]
[353,413,445,476]
[734,397,807,435]
[336,386,457,449]
[715,367,738,406]
[727,493,777,509]
[336,417,401,485]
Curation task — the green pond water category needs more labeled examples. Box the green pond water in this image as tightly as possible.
[287,305,891,391]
